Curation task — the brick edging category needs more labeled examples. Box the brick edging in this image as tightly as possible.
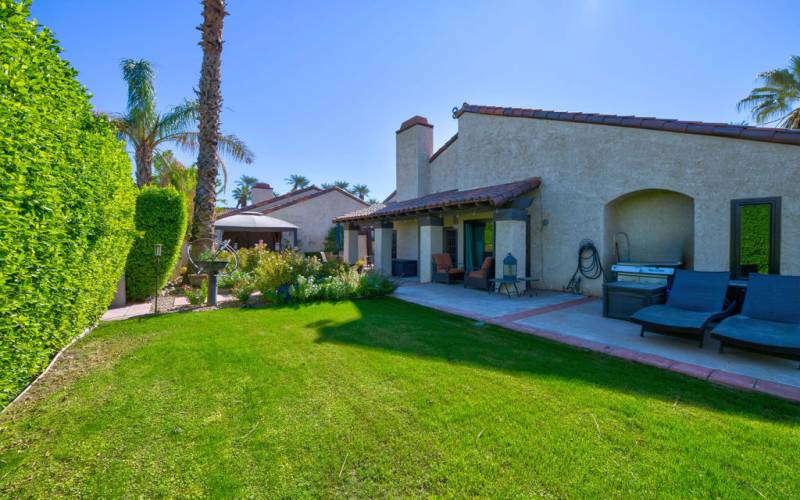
[393,293,800,403]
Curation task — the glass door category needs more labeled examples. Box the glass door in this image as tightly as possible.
[464,221,494,271]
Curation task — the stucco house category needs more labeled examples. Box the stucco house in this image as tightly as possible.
[335,103,800,296]
[218,183,369,253]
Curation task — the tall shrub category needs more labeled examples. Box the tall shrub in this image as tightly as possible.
[0,1,136,406]
[125,187,188,301]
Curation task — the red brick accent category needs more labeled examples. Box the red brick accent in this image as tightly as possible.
[753,380,800,402]
[397,115,433,134]
[393,290,800,402]
[494,296,596,323]
[707,370,758,391]
[455,103,800,147]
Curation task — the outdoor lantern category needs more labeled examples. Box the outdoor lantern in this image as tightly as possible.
[154,244,162,257]
[503,252,517,279]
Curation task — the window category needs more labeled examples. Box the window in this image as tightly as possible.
[391,230,397,260]
[444,228,457,264]
[730,197,781,279]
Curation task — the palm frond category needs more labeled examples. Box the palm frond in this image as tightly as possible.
[168,131,255,165]
[738,56,800,128]
[120,59,156,124]
[155,100,199,142]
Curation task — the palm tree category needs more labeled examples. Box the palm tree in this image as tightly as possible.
[232,174,259,207]
[191,0,227,245]
[333,180,350,190]
[738,55,800,129]
[351,183,370,200]
[286,174,310,191]
[113,58,254,187]
[320,182,333,189]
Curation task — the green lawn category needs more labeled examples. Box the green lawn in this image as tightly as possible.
[1,299,798,497]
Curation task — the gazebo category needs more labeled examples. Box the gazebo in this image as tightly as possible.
[214,211,299,250]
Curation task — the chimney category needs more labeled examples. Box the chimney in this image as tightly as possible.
[395,115,433,201]
[251,182,275,204]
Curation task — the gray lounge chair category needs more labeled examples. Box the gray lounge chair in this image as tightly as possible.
[630,270,735,347]
[711,274,800,367]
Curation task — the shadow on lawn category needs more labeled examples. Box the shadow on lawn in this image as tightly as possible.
[310,298,800,422]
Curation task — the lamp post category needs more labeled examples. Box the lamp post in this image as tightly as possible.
[154,244,162,314]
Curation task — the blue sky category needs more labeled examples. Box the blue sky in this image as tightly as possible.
[32,0,798,203]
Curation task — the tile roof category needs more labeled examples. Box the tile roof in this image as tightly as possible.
[397,115,433,134]
[455,103,800,146]
[334,177,541,222]
[219,186,368,220]
[219,186,321,218]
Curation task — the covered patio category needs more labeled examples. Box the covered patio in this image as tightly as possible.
[393,281,800,400]
[335,177,541,284]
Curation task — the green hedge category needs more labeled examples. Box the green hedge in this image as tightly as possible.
[0,1,136,406]
[125,187,188,301]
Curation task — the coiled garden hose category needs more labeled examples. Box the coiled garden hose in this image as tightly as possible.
[564,239,605,294]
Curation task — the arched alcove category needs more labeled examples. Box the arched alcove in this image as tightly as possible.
[603,189,694,269]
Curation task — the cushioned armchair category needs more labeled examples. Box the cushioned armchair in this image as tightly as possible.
[464,257,495,291]
[711,273,800,367]
[630,270,735,347]
[431,253,465,284]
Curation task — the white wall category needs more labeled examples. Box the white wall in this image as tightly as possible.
[417,113,800,295]
[394,219,418,260]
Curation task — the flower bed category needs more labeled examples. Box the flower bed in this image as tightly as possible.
[184,247,396,305]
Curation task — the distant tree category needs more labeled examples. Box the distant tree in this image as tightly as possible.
[286,174,310,191]
[351,183,370,200]
[738,55,800,129]
[320,182,333,189]
[232,174,258,207]
[112,58,253,187]
[367,197,379,205]
[333,180,350,190]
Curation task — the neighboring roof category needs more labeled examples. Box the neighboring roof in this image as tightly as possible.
[220,186,320,218]
[455,103,800,146]
[219,186,369,220]
[215,212,298,232]
[335,177,541,222]
[430,133,458,162]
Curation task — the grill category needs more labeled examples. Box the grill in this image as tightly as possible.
[611,260,682,286]
[603,261,683,320]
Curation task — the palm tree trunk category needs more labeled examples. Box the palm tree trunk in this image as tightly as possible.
[191,0,227,246]
[134,146,153,187]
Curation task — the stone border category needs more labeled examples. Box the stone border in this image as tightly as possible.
[1,324,96,415]
[394,293,800,403]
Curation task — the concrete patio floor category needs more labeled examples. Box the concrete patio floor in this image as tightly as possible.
[393,281,800,402]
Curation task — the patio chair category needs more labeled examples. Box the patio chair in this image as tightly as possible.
[711,273,800,367]
[630,270,735,347]
[464,257,495,291]
[431,253,464,284]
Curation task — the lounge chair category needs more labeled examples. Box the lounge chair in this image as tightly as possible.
[630,270,735,347]
[431,253,465,284]
[711,273,800,367]
[464,257,495,291]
